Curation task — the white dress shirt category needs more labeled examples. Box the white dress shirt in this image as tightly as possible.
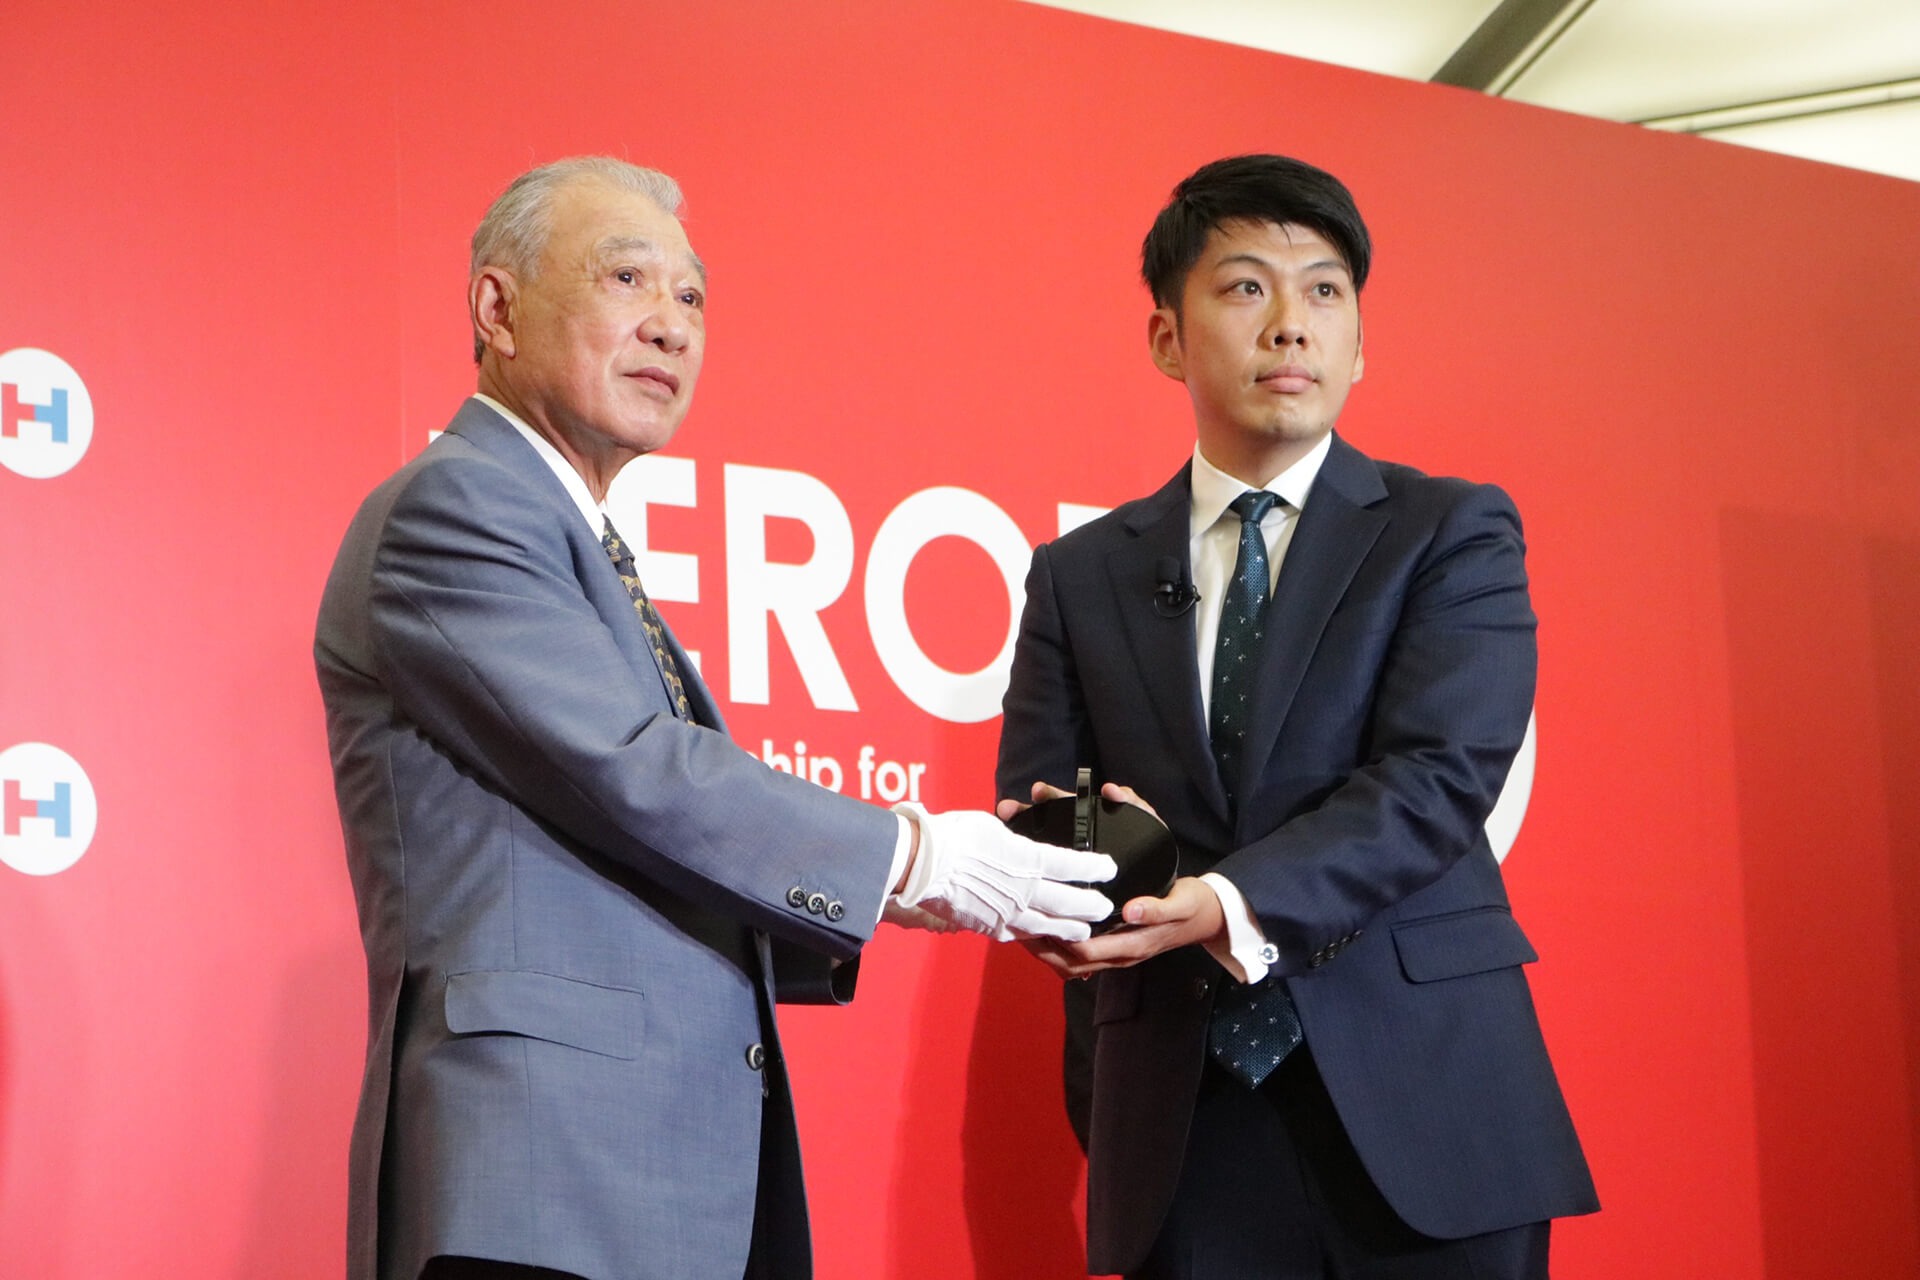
[1188,432,1333,983]
[470,395,916,910]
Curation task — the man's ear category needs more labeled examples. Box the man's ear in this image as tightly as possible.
[1351,315,1365,384]
[470,267,518,360]
[1147,306,1185,382]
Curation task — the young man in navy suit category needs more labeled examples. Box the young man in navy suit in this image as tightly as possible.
[996,155,1597,1279]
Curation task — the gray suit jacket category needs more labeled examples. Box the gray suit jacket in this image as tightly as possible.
[316,400,898,1280]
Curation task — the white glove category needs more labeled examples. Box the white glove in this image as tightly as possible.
[891,803,1116,943]
[881,899,957,933]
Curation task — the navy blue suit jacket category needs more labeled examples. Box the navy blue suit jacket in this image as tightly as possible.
[996,435,1596,1273]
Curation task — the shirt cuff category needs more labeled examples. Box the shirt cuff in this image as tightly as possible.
[1198,872,1279,984]
[879,813,916,923]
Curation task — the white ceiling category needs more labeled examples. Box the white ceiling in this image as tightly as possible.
[1023,0,1920,184]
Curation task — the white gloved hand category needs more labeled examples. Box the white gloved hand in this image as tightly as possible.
[881,899,957,933]
[891,803,1116,943]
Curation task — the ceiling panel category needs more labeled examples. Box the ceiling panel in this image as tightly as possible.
[1020,0,1499,77]
[1016,0,1920,185]
[1698,96,1920,183]
[1505,0,1920,121]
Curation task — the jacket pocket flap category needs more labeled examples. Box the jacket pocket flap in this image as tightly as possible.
[1392,908,1537,983]
[444,969,643,1059]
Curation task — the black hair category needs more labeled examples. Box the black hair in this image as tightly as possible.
[1141,155,1371,311]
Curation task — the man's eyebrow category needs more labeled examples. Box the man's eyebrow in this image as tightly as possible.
[592,235,709,287]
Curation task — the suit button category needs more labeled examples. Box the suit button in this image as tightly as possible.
[806,892,828,915]
[746,1043,766,1071]
[825,900,845,922]
[1192,977,1211,1000]
[786,887,808,909]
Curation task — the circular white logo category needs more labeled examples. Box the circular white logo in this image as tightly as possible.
[0,348,94,479]
[0,742,98,875]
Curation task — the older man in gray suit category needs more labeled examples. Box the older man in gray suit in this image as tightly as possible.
[315,156,1113,1280]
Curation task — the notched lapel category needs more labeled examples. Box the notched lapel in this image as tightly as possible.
[597,558,713,729]
[1238,438,1388,808]
[656,613,725,731]
[1110,470,1231,827]
[449,401,708,727]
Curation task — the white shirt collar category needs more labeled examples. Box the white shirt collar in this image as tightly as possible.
[1189,430,1333,539]
[471,393,605,535]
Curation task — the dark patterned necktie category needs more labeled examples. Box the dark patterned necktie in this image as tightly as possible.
[1205,489,1304,1089]
[602,516,695,723]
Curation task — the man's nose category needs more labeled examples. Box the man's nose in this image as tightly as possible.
[638,302,690,354]
[1264,296,1307,348]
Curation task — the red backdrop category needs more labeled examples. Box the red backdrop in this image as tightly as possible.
[5,1,1920,1275]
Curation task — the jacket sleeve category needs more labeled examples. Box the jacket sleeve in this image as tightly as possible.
[364,449,895,960]
[996,540,1098,805]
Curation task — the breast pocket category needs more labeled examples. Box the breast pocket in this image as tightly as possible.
[444,968,645,1059]
[1392,906,1538,983]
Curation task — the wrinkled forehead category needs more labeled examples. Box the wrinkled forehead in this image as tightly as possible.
[547,179,707,282]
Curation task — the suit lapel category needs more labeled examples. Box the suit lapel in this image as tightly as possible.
[657,618,725,731]
[1109,466,1232,828]
[445,402,713,727]
[1236,435,1388,812]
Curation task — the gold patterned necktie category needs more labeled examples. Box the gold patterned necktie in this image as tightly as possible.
[601,516,695,723]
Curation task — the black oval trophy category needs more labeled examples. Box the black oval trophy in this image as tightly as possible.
[1004,768,1180,934]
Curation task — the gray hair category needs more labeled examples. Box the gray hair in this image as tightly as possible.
[469,156,685,362]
